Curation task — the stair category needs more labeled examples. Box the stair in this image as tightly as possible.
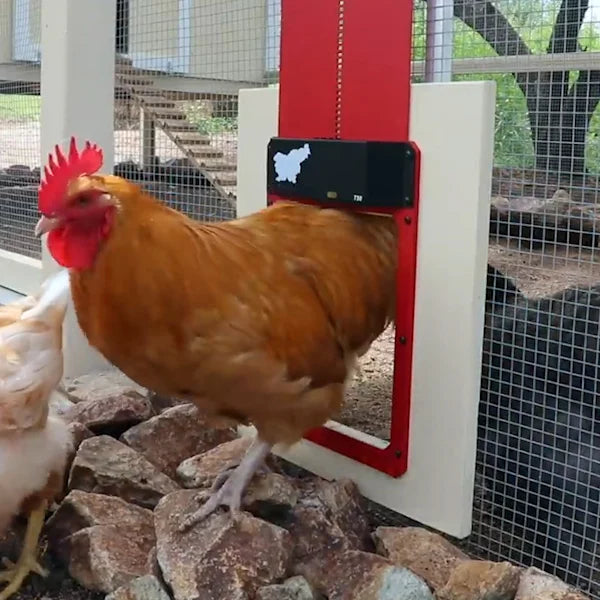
[114,56,237,207]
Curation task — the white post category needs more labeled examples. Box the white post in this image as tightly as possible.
[237,82,496,538]
[40,0,116,378]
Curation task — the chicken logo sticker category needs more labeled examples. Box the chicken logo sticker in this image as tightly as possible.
[273,142,311,184]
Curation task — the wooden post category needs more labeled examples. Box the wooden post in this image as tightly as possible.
[140,108,156,168]
[40,0,116,378]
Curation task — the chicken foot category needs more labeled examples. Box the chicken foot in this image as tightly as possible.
[0,502,49,600]
[178,437,272,532]
[195,457,273,492]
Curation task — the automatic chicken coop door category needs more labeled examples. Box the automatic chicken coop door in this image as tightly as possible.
[266,0,420,478]
[237,0,495,538]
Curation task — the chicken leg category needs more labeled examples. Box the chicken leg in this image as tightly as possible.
[178,437,272,532]
[0,502,49,600]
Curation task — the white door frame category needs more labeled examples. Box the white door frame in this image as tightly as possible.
[127,0,191,74]
[12,0,41,62]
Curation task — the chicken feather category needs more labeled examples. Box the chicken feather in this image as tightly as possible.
[36,171,397,528]
[0,269,73,598]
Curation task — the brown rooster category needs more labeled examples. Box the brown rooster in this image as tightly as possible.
[34,138,397,530]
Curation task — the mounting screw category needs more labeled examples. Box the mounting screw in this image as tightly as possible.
[399,336,407,344]
[404,216,412,224]
[395,450,402,458]
[405,148,412,158]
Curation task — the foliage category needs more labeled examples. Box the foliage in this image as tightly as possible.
[190,115,238,135]
[0,94,40,122]
[412,0,600,174]
[183,100,238,135]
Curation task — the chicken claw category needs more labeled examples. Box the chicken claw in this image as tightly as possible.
[195,455,273,494]
[178,438,272,532]
[0,502,48,600]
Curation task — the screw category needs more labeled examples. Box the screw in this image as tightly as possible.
[404,216,412,224]
[399,336,407,344]
[405,149,412,158]
[395,450,402,458]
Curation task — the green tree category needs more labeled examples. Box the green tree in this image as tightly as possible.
[451,0,600,177]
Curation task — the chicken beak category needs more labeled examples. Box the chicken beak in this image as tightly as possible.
[34,215,61,237]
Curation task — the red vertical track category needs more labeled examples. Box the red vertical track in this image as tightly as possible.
[272,0,419,477]
[278,0,339,138]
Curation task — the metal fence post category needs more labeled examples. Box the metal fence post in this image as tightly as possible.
[424,0,454,82]
[39,0,116,378]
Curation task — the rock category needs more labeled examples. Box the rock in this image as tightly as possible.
[120,403,236,478]
[515,567,590,600]
[67,392,153,436]
[147,390,186,413]
[373,526,468,591]
[288,477,371,565]
[297,548,433,600]
[46,491,156,594]
[46,490,154,545]
[310,478,371,550]
[288,498,348,563]
[68,435,179,509]
[243,472,299,520]
[67,421,95,450]
[63,421,94,484]
[176,437,252,488]
[65,369,147,403]
[62,524,156,593]
[105,575,171,600]
[255,576,318,600]
[437,560,521,600]
[6,164,33,175]
[154,489,292,600]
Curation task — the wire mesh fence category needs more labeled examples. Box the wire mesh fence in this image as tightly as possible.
[112,0,270,225]
[0,0,41,260]
[414,0,600,595]
[1,0,599,593]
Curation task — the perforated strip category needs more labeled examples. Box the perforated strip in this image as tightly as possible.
[335,0,345,138]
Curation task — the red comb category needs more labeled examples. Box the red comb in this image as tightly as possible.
[38,136,104,214]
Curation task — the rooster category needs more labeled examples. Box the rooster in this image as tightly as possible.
[34,137,397,530]
[0,269,72,599]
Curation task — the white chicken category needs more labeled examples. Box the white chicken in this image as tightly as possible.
[0,269,73,599]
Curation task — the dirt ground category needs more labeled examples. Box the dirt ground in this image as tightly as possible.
[337,237,600,440]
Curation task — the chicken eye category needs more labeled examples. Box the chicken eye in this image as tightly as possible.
[76,195,91,206]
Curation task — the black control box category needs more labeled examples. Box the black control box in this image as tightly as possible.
[266,138,418,209]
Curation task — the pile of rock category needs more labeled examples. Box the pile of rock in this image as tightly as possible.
[4,370,591,600]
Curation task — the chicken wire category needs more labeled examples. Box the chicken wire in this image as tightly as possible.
[412,0,600,596]
[111,1,600,592]
[0,0,598,593]
[0,0,41,260]
[113,0,273,223]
